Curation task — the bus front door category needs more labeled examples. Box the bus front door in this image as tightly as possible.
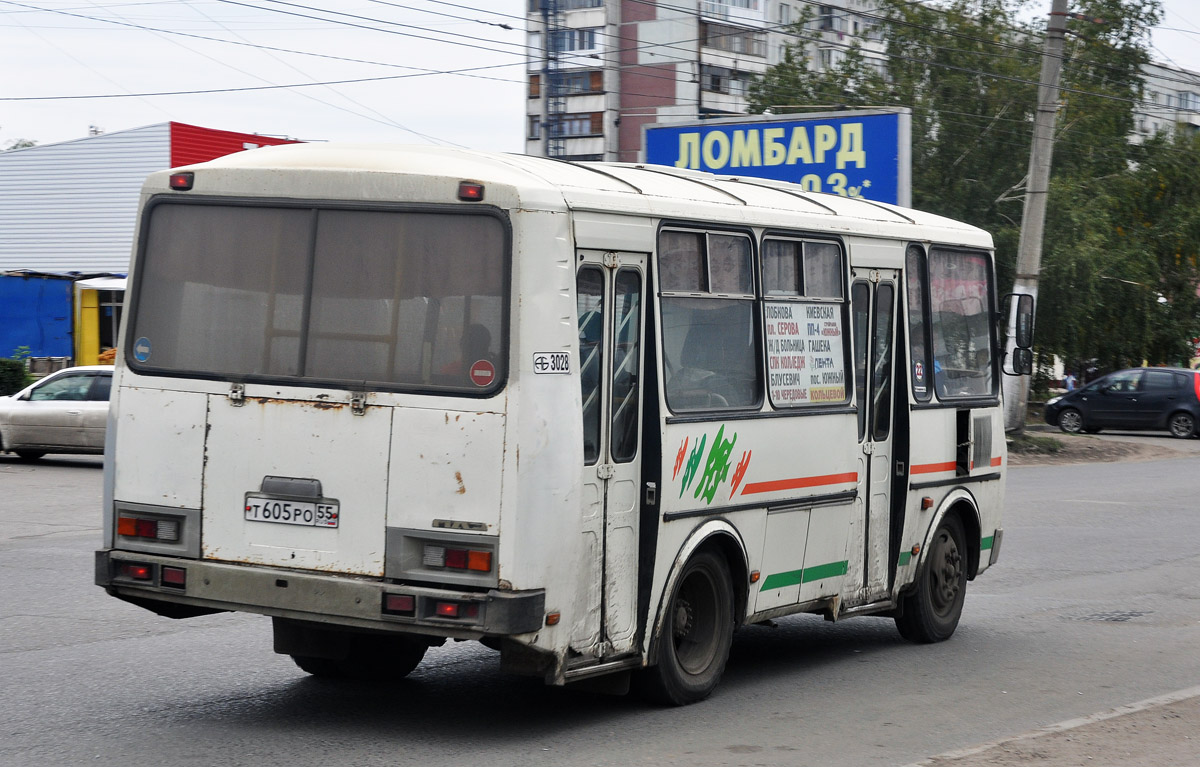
[851,270,898,604]
[574,252,647,659]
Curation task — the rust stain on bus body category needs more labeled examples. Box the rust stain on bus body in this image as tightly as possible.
[245,396,349,411]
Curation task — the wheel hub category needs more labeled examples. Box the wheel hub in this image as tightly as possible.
[930,535,962,611]
[673,598,695,639]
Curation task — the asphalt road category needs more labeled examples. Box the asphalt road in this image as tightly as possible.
[2,438,1199,767]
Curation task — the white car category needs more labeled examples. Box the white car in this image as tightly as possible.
[0,365,113,460]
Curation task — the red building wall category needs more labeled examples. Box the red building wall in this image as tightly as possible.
[169,122,301,168]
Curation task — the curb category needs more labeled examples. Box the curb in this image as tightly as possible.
[900,685,1200,767]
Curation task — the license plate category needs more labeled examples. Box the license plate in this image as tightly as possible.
[244,494,339,528]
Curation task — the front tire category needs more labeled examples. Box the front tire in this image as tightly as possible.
[639,549,735,706]
[1057,408,1083,434]
[895,515,967,644]
[1168,412,1195,439]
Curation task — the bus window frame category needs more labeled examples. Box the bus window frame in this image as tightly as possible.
[905,243,933,403]
[758,231,850,411]
[917,245,1001,408]
[123,195,514,398]
[656,222,763,417]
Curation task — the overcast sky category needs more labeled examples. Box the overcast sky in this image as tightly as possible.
[2,1,1199,152]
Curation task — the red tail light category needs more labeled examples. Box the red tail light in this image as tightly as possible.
[384,594,415,615]
[457,181,484,201]
[119,562,153,581]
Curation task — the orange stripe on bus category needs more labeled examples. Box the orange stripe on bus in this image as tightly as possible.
[741,472,858,495]
[910,461,957,475]
[990,456,1003,467]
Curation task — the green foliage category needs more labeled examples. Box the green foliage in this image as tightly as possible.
[9,345,31,361]
[747,0,1200,369]
[0,359,27,396]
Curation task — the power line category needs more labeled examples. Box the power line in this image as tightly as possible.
[209,0,534,54]
[0,1,526,84]
[178,0,461,145]
[0,61,526,100]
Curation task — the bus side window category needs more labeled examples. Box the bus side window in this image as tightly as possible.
[659,229,760,413]
[578,267,605,465]
[906,245,932,402]
[852,282,871,440]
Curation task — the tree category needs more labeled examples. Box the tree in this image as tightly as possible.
[748,0,1200,372]
[2,134,36,151]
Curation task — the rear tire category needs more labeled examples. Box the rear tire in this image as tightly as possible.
[1168,412,1195,439]
[292,634,427,680]
[14,450,45,460]
[639,549,734,706]
[895,515,967,644]
[291,655,341,677]
[1057,408,1083,434]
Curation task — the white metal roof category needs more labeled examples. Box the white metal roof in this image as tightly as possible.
[160,143,992,248]
[0,123,170,272]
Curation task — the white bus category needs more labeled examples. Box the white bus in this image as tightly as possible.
[96,144,1033,704]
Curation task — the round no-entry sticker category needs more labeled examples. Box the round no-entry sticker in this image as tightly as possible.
[469,360,495,387]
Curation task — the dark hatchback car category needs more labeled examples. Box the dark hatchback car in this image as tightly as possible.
[1044,367,1200,438]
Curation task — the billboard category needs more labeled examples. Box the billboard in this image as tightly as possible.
[643,109,911,207]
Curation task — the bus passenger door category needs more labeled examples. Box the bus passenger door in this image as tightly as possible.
[851,271,898,603]
[575,252,647,659]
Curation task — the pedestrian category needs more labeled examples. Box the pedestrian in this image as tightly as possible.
[1063,371,1077,391]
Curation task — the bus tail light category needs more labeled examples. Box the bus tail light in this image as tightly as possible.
[161,566,187,588]
[383,594,415,616]
[457,181,484,201]
[117,514,180,542]
[169,172,194,190]
[118,562,153,581]
[422,543,493,572]
[434,601,479,619]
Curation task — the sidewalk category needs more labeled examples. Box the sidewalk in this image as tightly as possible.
[906,687,1200,767]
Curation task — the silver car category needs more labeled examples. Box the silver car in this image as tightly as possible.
[0,365,113,460]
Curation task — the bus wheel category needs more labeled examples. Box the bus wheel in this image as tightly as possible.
[640,549,734,705]
[895,515,967,644]
[292,635,427,680]
[14,450,45,461]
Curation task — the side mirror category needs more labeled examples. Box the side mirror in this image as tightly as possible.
[1014,293,1034,349]
[1011,347,1033,376]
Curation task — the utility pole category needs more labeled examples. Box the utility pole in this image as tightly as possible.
[1003,0,1068,434]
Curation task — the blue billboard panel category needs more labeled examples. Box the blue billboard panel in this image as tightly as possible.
[644,111,908,206]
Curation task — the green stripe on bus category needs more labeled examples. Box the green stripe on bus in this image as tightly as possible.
[759,560,851,591]
[897,551,912,567]
[981,535,994,551]
[760,569,804,591]
[802,560,849,582]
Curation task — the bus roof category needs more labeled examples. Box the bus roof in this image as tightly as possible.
[158,143,992,247]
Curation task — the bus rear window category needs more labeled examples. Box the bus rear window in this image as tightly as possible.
[129,203,507,393]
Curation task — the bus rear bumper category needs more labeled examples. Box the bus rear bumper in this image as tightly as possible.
[95,549,545,639]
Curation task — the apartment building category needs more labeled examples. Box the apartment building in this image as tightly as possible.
[524,0,886,162]
[1136,61,1200,142]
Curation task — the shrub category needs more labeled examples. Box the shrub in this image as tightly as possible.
[0,358,27,396]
